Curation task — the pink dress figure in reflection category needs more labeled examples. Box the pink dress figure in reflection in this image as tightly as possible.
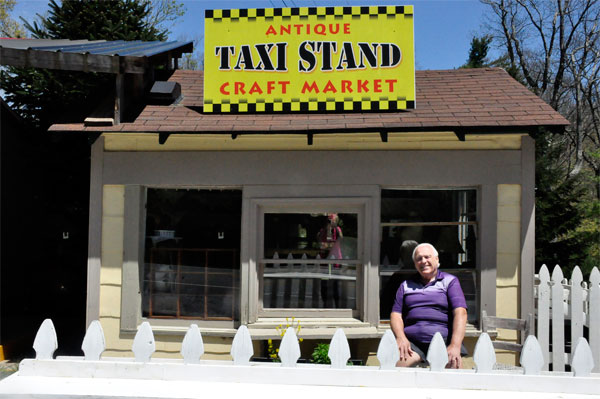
[318,213,343,308]
[318,213,343,261]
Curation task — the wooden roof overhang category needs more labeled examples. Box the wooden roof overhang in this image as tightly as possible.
[0,39,193,125]
[0,39,193,74]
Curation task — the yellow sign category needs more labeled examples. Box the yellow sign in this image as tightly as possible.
[204,6,415,113]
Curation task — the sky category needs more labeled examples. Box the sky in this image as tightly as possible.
[11,0,491,70]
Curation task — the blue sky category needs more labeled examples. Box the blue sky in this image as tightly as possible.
[12,0,490,70]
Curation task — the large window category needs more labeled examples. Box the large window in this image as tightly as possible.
[262,213,358,310]
[142,188,242,321]
[379,189,478,323]
[248,197,370,322]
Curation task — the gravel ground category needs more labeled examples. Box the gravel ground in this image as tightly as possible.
[0,362,18,380]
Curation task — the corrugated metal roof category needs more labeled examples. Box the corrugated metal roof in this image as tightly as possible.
[28,40,191,57]
[0,39,193,74]
[1,39,192,57]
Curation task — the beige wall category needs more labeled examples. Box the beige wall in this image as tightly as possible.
[94,134,527,363]
[103,132,525,152]
[495,184,522,364]
[99,185,235,358]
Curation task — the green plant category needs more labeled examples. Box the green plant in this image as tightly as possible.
[267,317,303,362]
[310,343,331,364]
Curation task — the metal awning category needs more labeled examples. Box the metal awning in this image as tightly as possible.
[0,39,193,74]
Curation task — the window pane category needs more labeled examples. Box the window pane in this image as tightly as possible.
[263,213,358,309]
[379,190,478,323]
[142,189,241,320]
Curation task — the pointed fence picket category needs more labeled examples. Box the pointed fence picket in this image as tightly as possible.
[3,318,599,398]
[535,265,600,372]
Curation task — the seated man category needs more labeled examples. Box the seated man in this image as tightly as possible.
[390,243,467,368]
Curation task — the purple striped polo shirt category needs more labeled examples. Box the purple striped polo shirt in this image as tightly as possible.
[391,270,467,345]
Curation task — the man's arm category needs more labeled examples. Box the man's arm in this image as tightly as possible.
[390,311,413,361]
[447,307,467,368]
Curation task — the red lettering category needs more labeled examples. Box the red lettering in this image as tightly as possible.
[220,82,230,95]
[301,81,319,94]
[323,80,337,93]
[267,81,276,94]
[341,80,352,93]
[280,25,291,35]
[234,82,246,95]
[329,24,339,34]
[343,23,351,34]
[265,25,276,35]
[279,81,290,94]
[249,82,263,95]
[294,24,303,34]
[385,79,398,92]
[357,80,369,93]
[374,79,382,93]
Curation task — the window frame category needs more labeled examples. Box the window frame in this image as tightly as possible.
[120,183,492,334]
[121,185,243,332]
[378,186,482,325]
[243,196,376,325]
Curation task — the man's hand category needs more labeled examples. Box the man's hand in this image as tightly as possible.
[396,336,413,362]
[446,343,462,369]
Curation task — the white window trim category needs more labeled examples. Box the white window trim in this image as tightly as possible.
[242,196,377,326]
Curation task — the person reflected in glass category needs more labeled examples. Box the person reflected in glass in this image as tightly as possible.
[318,213,343,307]
[390,243,468,368]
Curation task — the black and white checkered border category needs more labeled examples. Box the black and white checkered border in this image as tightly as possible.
[203,99,416,113]
[205,6,413,21]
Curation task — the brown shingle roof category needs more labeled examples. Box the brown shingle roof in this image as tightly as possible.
[49,68,568,134]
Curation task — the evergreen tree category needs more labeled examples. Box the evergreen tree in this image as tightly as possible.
[1,0,168,128]
[462,35,492,68]
[0,0,184,356]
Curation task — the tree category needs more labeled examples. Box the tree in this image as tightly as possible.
[480,0,600,273]
[177,33,204,70]
[145,0,186,37]
[1,0,185,127]
[462,35,493,68]
[0,0,24,37]
[0,0,184,357]
[481,0,600,180]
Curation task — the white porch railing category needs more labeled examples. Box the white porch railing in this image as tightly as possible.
[535,265,600,372]
[0,318,598,398]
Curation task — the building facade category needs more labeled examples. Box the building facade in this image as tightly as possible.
[51,68,568,365]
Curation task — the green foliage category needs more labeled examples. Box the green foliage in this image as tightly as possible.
[21,0,167,40]
[462,35,492,68]
[554,194,600,277]
[2,0,179,128]
[310,343,331,364]
[0,0,25,37]
[533,129,598,276]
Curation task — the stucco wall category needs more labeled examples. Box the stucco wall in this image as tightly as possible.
[496,184,522,365]
[99,185,236,359]
[92,133,531,364]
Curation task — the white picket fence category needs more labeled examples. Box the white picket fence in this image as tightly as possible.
[535,265,600,372]
[0,318,598,398]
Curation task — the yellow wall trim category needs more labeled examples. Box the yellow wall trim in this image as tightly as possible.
[103,132,526,151]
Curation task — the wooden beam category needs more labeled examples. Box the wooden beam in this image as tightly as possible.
[0,47,148,73]
[159,133,170,144]
[114,74,124,125]
[454,130,466,141]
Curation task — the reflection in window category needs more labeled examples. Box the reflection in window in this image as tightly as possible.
[379,189,478,323]
[262,213,358,309]
[142,189,242,320]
